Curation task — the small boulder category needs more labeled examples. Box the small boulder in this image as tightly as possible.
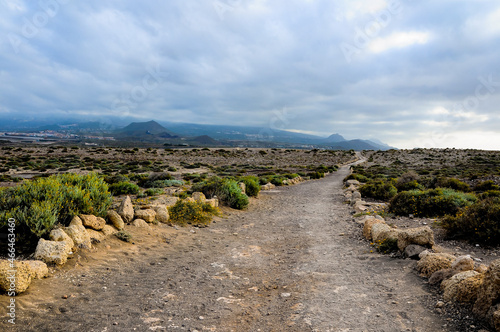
[442,270,481,303]
[417,253,456,278]
[371,223,399,243]
[106,210,125,230]
[135,209,156,223]
[473,259,500,325]
[0,260,34,294]
[118,196,134,223]
[397,226,435,251]
[80,214,105,231]
[163,196,180,207]
[351,191,362,201]
[86,229,104,242]
[451,255,474,273]
[346,179,360,186]
[238,182,246,194]
[206,198,219,208]
[49,228,75,251]
[429,268,455,286]
[475,264,489,274]
[132,219,150,228]
[192,192,207,203]
[404,244,427,260]
[64,217,92,249]
[34,238,72,265]
[102,225,119,236]
[363,218,385,240]
[24,260,49,279]
[152,205,169,224]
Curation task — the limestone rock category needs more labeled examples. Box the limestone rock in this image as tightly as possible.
[162,196,180,207]
[80,214,105,230]
[24,260,49,279]
[132,219,150,228]
[473,260,500,326]
[451,255,475,273]
[135,209,156,223]
[49,228,75,251]
[206,198,219,208]
[346,179,360,186]
[429,268,455,286]
[442,270,481,303]
[371,223,399,243]
[351,191,362,201]
[102,225,119,236]
[152,205,169,223]
[34,238,72,265]
[397,226,435,251]
[192,192,206,203]
[86,229,104,242]
[363,218,385,240]
[0,260,34,294]
[346,184,357,192]
[64,219,92,250]
[106,210,125,230]
[475,264,489,274]
[185,197,196,203]
[238,182,246,194]
[404,244,427,260]
[417,253,456,278]
[261,183,276,191]
[118,195,134,223]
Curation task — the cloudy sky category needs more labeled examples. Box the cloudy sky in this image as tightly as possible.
[1,0,500,149]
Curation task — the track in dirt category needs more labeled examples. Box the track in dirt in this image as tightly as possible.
[1,162,452,332]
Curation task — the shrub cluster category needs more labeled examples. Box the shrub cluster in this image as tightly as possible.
[192,177,249,210]
[389,188,477,217]
[239,176,261,197]
[108,181,140,195]
[359,180,398,200]
[168,200,219,227]
[0,173,112,247]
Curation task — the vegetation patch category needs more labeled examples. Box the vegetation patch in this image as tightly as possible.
[168,200,219,227]
[192,177,249,210]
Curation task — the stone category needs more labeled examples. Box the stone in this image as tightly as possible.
[64,218,92,250]
[192,192,206,203]
[363,218,385,240]
[162,196,180,207]
[417,253,456,278]
[86,229,104,242]
[473,260,500,325]
[404,244,427,260]
[152,205,169,223]
[132,219,150,228]
[442,270,481,303]
[451,255,475,273]
[347,184,357,192]
[102,225,119,236]
[354,200,368,213]
[34,238,72,265]
[351,191,362,201]
[429,268,455,286]
[107,210,125,230]
[346,179,360,186]
[371,223,399,243]
[49,228,75,251]
[206,198,219,208]
[24,260,49,279]
[0,260,34,294]
[117,195,134,223]
[238,182,246,194]
[261,183,276,191]
[397,226,435,251]
[185,197,196,203]
[135,209,156,223]
[80,214,105,230]
[475,264,489,274]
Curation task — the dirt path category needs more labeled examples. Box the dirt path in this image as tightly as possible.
[1,164,452,332]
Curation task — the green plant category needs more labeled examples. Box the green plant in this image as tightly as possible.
[438,177,471,192]
[108,181,140,195]
[192,177,249,210]
[375,238,399,254]
[115,231,132,243]
[390,188,477,217]
[441,197,500,245]
[239,176,260,197]
[168,200,219,227]
[474,180,500,192]
[360,180,397,200]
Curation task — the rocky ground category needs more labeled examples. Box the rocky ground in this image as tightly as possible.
[0,162,494,331]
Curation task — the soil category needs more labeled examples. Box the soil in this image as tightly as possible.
[0,162,493,331]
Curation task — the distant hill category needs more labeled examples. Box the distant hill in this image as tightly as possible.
[115,120,178,139]
[323,133,345,143]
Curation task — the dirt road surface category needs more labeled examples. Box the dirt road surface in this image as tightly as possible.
[1,163,454,331]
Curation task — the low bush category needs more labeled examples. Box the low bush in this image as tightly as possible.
[438,177,471,192]
[479,190,500,200]
[192,177,249,210]
[396,180,425,192]
[168,200,219,227]
[108,181,140,195]
[308,172,325,179]
[345,173,370,183]
[239,176,260,197]
[0,173,112,249]
[474,180,500,192]
[441,197,500,245]
[359,180,397,200]
[137,173,173,188]
[390,188,477,217]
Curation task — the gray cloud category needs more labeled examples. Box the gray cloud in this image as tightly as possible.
[1,0,500,149]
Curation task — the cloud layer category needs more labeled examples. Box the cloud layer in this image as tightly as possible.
[1,0,500,149]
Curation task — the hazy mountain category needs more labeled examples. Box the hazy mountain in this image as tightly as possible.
[323,133,345,143]
[115,120,178,138]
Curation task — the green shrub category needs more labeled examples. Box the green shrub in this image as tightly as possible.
[0,173,112,248]
[309,172,325,179]
[240,176,260,197]
[441,197,500,245]
[375,238,399,254]
[168,200,219,227]
[192,177,249,210]
[438,177,471,192]
[346,173,369,183]
[390,188,477,217]
[108,181,140,195]
[474,180,500,192]
[360,180,397,200]
[479,190,500,200]
[396,180,425,192]
[138,173,173,188]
